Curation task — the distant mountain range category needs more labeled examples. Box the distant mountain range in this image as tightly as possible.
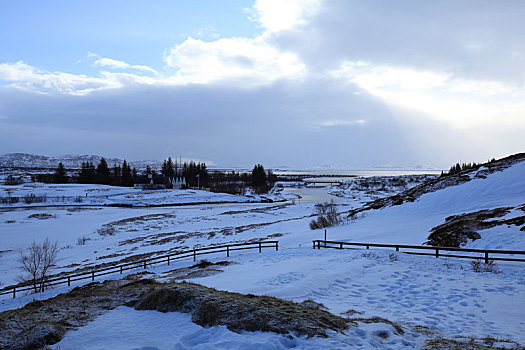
[0,153,163,170]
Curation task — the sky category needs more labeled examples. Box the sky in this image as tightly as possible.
[0,0,524,169]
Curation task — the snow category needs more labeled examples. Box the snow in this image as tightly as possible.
[1,159,524,348]
[0,183,289,208]
[323,160,525,248]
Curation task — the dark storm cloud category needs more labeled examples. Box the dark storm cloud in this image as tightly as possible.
[269,0,525,84]
[0,77,445,168]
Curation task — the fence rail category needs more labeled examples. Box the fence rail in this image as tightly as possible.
[312,240,525,263]
[0,240,279,299]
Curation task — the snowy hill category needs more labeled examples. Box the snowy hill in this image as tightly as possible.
[0,153,162,170]
[329,154,525,249]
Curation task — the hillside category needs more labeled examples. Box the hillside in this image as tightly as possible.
[328,154,525,249]
[0,153,162,170]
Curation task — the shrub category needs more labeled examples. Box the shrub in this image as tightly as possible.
[22,193,47,204]
[471,259,499,273]
[77,235,90,245]
[389,253,399,262]
[309,200,342,230]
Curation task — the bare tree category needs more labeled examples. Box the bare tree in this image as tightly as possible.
[18,238,59,293]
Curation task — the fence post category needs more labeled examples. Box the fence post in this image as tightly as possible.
[227,246,230,257]
[144,260,147,269]
[396,246,399,252]
[313,241,315,249]
[276,241,278,251]
[324,229,327,248]
[340,242,343,250]
[366,245,369,249]
[68,277,70,287]
[485,251,489,264]
[435,249,439,258]
[13,287,15,299]
[167,255,170,266]
[120,266,123,274]
[259,242,262,253]
[92,271,95,281]
[193,250,196,262]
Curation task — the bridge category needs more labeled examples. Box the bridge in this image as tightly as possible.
[304,180,344,186]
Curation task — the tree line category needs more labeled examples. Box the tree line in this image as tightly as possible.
[47,158,277,194]
[441,158,496,177]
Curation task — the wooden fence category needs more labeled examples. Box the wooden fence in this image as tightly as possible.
[312,240,525,263]
[0,240,279,299]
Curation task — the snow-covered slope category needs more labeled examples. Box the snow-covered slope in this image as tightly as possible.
[328,158,525,249]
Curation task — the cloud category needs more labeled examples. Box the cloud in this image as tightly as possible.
[163,36,306,85]
[0,0,524,167]
[92,56,158,75]
[0,61,118,95]
[331,61,525,129]
[251,0,321,32]
[269,0,525,85]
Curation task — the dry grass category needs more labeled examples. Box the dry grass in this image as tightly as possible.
[347,317,404,335]
[134,282,348,338]
[425,336,522,349]
[28,213,56,220]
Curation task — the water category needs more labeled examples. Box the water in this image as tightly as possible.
[274,169,442,177]
[280,186,346,203]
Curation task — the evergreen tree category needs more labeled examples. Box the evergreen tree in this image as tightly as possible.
[122,160,134,187]
[111,163,122,186]
[54,162,67,183]
[161,157,175,177]
[96,158,111,185]
[252,164,267,189]
[182,161,208,187]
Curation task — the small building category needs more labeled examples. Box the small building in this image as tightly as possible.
[134,174,186,190]
[170,175,186,189]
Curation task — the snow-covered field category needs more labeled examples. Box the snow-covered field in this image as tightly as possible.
[0,160,524,349]
[0,183,288,207]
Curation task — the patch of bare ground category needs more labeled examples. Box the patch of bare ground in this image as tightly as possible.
[109,213,177,226]
[66,207,102,212]
[427,206,525,247]
[27,213,56,220]
[133,282,348,338]
[219,203,293,216]
[0,278,348,349]
[347,317,404,335]
[158,260,238,281]
[424,336,522,349]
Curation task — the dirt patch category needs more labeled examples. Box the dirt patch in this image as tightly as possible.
[348,317,404,335]
[134,281,348,337]
[424,336,522,349]
[66,208,102,212]
[109,213,177,226]
[427,206,524,247]
[27,213,56,220]
[219,203,292,216]
[159,260,238,281]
